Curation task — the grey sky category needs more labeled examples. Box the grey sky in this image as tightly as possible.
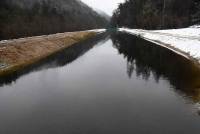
[82,0,125,16]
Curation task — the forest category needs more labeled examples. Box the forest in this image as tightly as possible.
[0,0,109,40]
[111,0,200,29]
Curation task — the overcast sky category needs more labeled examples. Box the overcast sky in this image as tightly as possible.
[82,0,125,16]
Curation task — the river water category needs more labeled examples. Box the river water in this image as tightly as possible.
[0,33,200,134]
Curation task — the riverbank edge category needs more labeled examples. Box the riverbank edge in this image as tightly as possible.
[0,31,104,76]
[119,29,200,67]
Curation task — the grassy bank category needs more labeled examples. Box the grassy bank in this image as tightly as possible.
[0,31,97,76]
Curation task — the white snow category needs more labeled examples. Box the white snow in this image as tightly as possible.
[87,29,106,33]
[119,26,200,63]
[154,27,200,38]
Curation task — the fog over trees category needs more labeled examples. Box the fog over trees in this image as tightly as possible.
[111,0,200,29]
[0,0,109,40]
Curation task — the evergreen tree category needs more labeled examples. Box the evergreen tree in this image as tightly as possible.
[111,0,200,29]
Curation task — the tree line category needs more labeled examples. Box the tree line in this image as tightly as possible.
[111,0,200,29]
[0,0,108,40]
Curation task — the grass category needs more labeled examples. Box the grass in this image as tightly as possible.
[0,31,97,76]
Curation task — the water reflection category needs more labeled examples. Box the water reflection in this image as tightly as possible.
[0,32,200,133]
[111,33,200,103]
[0,33,109,86]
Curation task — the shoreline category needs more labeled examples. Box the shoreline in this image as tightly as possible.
[0,30,104,76]
[119,28,200,67]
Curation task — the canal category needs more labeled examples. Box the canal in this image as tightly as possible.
[0,33,200,134]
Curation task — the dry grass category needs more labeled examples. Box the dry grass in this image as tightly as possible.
[0,31,96,76]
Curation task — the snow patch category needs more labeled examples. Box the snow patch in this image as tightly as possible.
[87,29,106,33]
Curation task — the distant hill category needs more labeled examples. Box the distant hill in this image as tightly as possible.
[0,0,109,40]
[94,8,111,21]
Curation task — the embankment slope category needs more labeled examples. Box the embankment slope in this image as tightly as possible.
[0,31,102,76]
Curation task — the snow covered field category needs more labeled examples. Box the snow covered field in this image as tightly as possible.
[119,26,200,64]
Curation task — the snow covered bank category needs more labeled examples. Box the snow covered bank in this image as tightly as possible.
[87,29,106,33]
[119,26,200,64]
[154,27,200,38]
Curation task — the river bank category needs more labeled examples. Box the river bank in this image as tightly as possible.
[0,30,105,76]
[119,26,200,66]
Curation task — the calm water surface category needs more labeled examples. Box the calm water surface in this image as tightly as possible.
[0,33,200,134]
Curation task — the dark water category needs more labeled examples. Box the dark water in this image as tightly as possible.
[0,33,200,134]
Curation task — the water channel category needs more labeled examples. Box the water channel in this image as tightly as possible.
[0,33,200,134]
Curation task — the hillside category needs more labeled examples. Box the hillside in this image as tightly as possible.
[111,0,200,29]
[94,8,111,21]
[0,0,109,40]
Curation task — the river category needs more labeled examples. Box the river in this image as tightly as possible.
[0,33,200,134]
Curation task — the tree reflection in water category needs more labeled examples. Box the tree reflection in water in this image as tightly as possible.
[111,33,200,106]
